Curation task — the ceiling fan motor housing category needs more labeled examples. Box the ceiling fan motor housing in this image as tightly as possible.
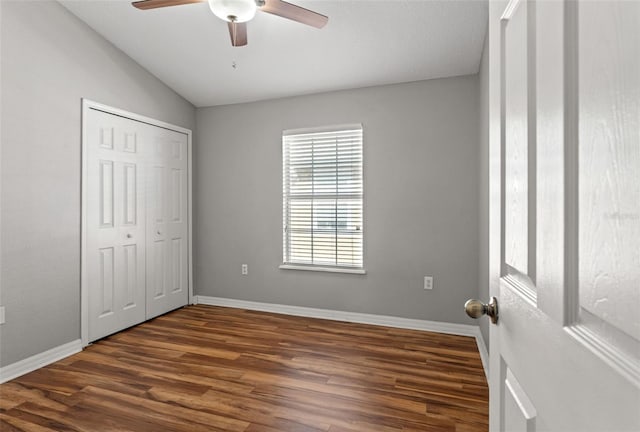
[208,0,257,23]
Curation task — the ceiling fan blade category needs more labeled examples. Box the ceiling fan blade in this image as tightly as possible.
[132,0,204,10]
[228,21,248,47]
[259,0,328,29]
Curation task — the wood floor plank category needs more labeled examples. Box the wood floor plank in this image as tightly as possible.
[0,305,488,431]
[0,413,67,432]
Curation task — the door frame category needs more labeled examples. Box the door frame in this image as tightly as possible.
[80,99,194,347]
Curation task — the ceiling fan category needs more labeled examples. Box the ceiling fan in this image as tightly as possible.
[132,0,328,47]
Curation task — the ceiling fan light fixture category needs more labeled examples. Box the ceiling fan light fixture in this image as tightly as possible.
[208,0,257,23]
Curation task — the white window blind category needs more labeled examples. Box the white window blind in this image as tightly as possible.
[282,125,363,270]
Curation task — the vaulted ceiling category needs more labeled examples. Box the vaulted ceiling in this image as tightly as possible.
[60,0,488,107]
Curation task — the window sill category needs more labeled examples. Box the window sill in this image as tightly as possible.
[279,264,367,275]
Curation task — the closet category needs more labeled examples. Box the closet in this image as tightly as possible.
[82,101,191,343]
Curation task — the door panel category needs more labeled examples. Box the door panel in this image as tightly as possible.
[171,238,185,293]
[504,0,531,278]
[99,160,114,228]
[87,110,146,341]
[145,126,189,319]
[98,247,114,316]
[122,244,138,308]
[503,363,536,432]
[577,0,640,352]
[171,168,183,222]
[502,0,538,311]
[153,239,166,299]
[488,0,640,430]
[123,164,137,225]
[154,166,164,223]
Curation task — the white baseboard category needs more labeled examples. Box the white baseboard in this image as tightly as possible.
[196,295,489,379]
[0,339,82,384]
[475,330,490,380]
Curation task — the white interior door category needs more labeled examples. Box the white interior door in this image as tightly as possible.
[145,125,189,319]
[86,109,146,341]
[486,0,640,430]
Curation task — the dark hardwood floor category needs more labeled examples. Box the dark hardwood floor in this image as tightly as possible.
[0,305,488,431]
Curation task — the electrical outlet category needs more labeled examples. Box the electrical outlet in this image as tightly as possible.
[241,264,248,275]
[424,276,433,290]
[0,306,5,325]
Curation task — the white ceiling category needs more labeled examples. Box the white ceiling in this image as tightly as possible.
[59,0,488,107]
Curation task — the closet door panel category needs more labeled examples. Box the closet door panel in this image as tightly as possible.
[87,110,146,342]
[145,126,189,319]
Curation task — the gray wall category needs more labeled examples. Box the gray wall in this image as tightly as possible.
[195,76,480,325]
[478,30,490,348]
[0,0,195,367]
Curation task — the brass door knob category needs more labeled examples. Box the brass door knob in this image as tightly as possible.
[465,297,499,324]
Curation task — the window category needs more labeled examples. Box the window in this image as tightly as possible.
[281,124,364,273]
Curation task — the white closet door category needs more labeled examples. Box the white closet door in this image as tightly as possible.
[86,109,146,342]
[145,125,189,319]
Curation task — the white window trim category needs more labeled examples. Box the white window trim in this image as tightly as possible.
[282,123,365,273]
[283,123,364,136]
[279,264,367,275]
